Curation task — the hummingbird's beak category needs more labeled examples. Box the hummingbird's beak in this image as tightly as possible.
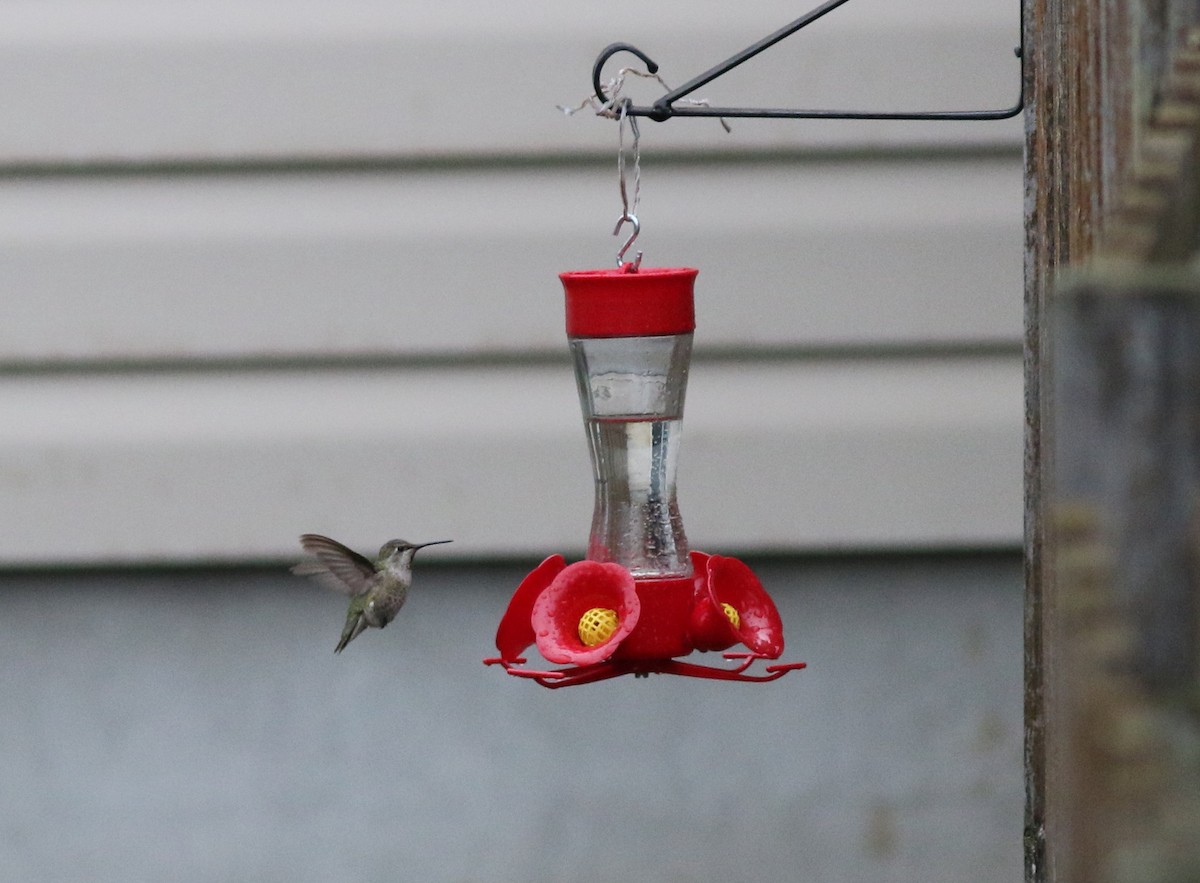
[415,539,452,550]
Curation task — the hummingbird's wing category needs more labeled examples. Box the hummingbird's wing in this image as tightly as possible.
[292,534,376,596]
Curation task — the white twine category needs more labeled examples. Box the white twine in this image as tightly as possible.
[557,67,732,133]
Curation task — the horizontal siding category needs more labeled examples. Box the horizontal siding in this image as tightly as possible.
[0,1,1025,563]
[0,156,1021,363]
[0,0,1022,162]
[0,355,1021,565]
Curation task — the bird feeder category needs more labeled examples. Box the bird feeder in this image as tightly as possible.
[481,0,1025,688]
[484,267,806,687]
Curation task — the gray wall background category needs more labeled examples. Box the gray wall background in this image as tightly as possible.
[1,553,1021,882]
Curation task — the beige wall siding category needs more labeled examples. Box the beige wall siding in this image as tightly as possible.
[0,0,1023,563]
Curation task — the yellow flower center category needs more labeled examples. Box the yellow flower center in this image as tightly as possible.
[721,602,741,630]
[578,607,620,647]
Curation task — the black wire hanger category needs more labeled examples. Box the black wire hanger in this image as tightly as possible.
[591,0,1024,122]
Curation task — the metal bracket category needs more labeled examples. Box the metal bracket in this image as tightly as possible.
[591,0,1024,122]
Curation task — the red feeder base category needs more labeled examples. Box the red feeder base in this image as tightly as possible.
[484,552,806,688]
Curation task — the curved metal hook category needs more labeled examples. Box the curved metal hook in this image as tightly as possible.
[592,42,659,107]
[613,213,642,271]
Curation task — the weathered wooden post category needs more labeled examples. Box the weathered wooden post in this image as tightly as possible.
[1024,0,1133,874]
[1038,25,1200,883]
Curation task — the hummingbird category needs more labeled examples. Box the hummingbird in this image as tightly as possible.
[291,534,452,653]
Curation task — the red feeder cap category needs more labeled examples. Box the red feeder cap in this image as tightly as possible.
[561,267,697,338]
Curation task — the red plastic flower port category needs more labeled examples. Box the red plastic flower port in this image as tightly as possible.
[484,552,805,688]
[491,554,560,664]
[687,552,785,657]
[532,561,640,665]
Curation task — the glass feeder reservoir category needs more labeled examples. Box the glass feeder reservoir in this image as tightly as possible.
[565,267,696,578]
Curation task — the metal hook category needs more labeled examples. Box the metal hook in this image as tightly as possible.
[592,43,661,112]
[613,213,642,271]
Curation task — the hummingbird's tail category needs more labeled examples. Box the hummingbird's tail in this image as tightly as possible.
[335,612,369,653]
